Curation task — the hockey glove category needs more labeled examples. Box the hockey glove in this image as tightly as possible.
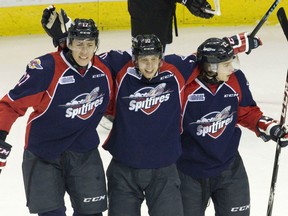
[257,116,288,147]
[41,5,72,47]
[224,32,262,55]
[183,0,214,19]
[0,139,12,174]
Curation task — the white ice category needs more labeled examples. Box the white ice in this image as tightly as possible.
[1,25,288,215]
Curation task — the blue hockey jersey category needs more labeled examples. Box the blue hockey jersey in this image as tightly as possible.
[102,50,198,168]
[177,67,263,178]
[0,50,113,160]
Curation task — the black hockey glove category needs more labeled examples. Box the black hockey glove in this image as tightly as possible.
[41,5,72,47]
[223,32,262,55]
[257,116,288,147]
[0,139,12,174]
[183,0,214,19]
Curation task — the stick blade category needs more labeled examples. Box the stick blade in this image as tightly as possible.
[277,7,288,41]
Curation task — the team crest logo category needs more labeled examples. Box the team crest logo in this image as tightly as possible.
[190,106,234,139]
[61,87,104,120]
[28,59,43,69]
[126,83,172,115]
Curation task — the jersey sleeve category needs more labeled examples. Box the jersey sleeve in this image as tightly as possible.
[164,53,198,81]
[98,50,132,79]
[235,70,263,134]
[0,54,55,132]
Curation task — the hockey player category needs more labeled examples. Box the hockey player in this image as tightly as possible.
[0,18,113,216]
[100,34,192,216]
[177,37,288,216]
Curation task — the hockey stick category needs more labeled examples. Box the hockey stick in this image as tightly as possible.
[266,8,288,216]
[245,0,281,54]
[267,70,288,216]
[250,0,281,38]
[277,7,288,41]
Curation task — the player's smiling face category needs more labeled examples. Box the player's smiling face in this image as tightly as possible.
[70,39,96,66]
[137,55,161,79]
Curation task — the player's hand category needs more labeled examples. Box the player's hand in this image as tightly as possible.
[0,139,12,174]
[224,32,262,55]
[257,116,288,147]
[269,124,288,147]
[41,5,57,28]
[184,0,214,19]
[41,5,72,47]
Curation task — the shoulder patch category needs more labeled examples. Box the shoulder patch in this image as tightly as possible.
[28,59,43,70]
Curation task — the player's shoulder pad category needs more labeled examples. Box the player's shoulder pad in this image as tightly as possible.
[98,50,131,61]
[25,53,56,85]
[98,50,132,75]
[165,53,197,66]
[164,53,197,81]
[26,53,55,72]
[94,54,113,72]
[233,69,250,87]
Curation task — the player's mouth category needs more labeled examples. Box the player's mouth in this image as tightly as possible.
[145,70,155,74]
[79,56,89,60]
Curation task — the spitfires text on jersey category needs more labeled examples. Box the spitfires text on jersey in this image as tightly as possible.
[62,87,104,119]
[126,83,172,114]
[191,106,235,138]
